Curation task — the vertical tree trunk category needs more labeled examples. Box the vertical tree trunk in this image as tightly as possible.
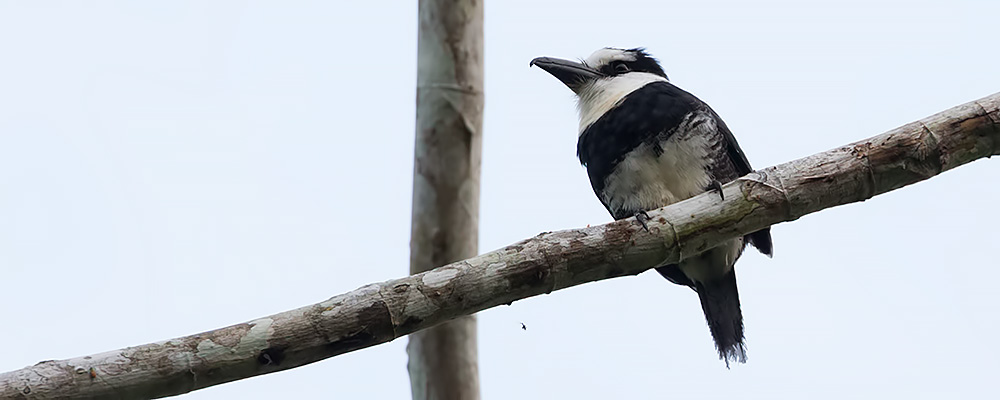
[407,1,483,400]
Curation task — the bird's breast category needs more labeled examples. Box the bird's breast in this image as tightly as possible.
[599,132,714,218]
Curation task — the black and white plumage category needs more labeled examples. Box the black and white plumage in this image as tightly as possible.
[531,47,772,366]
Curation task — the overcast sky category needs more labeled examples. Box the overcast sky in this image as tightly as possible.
[2,1,999,398]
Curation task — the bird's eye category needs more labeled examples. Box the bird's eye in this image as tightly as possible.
[613,62,630,74]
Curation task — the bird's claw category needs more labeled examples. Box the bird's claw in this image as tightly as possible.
[709,180,724,200]
[635,211,651,232]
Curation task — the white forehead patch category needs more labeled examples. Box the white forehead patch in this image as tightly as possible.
[584,48,636,69]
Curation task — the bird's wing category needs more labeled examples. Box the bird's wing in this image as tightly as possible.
[705,103,774,257]
[708,108,754,177]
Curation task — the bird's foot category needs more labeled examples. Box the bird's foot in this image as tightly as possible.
[708,180,725,200]
[634,211,651,232]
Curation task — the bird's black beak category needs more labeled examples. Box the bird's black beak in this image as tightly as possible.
[530,56,603,92]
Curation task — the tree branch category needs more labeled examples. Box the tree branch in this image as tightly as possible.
[2,92,997,399]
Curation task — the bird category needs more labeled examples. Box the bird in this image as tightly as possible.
[531,47,772,366]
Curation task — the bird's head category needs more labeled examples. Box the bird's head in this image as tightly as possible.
[531,47,670,131]
[530,47,668,93]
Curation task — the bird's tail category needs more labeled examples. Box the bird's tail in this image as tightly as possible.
[695,269,747,367]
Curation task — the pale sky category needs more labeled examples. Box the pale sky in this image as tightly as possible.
[2,1,998,399]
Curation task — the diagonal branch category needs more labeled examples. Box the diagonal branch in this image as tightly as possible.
[2,92,998,399]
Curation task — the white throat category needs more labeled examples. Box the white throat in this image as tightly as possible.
[576,72,668,133]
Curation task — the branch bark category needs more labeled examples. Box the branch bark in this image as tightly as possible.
[1,92,997,399]
[407,1,484,399]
